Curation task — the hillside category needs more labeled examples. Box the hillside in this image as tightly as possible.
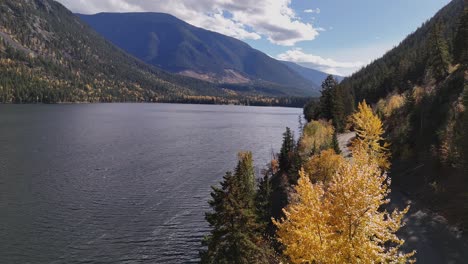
[78,12,321,96]
[325,0,468,228]
[0,0,316,104]
[0,0,233,103]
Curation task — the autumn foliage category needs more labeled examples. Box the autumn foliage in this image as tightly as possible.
[303,149,344,184]
[350,100,391,170]
[298,120,335,158]
[274,101,415,263]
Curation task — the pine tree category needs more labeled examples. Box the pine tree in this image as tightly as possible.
[319,75,338,120]
[454,7,468,65]
[255,167,273,229]
[201,152,268,263]
[278,127,296,175]
[427,21,451,80]
[303,99,319,122]
[332,132,341,154]
[331,86,346,132]
[271,128,299,222]
[278,127,301,184]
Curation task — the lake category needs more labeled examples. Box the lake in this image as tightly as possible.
[0,103,301,263]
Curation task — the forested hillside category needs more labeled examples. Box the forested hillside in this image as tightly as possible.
[0,0,312,104]
[306,0,468,228]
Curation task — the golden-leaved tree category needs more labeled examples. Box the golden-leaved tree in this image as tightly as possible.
[298,120,335,158]
[303,149,344,184]
[351,100,391,170]
[274,100,415,263]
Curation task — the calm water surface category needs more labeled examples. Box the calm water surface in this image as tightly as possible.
[0,103,300,263]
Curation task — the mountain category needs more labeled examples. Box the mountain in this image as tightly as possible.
[281,61,344,87]
[0,0,315,104]
[324,0,468,228]
[339,0,465,104]
[0,0,231,103]
[78,12,321,96]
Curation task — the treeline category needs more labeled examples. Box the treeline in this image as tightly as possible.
[200,94,415,262]
[162,96,311,108]
[0,40,310,106]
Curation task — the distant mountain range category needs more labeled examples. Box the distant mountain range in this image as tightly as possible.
[280,60,343,87]
[0,0,335,104]
[79,12,332,96]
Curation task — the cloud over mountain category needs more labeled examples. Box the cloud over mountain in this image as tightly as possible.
[277,48,365,76]
[57,0,319,46]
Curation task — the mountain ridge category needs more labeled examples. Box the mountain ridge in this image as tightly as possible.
[0,0,318,104]
[78,12,324,96]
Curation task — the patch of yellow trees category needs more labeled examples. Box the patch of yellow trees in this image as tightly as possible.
[274,101,415,263]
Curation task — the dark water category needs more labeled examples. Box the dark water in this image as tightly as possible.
[0,104,301,263]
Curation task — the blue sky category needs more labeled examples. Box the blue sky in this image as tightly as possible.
[263,0,451,75]
[58,0,451,76]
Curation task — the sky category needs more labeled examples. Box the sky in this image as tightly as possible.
[56,0,451,76]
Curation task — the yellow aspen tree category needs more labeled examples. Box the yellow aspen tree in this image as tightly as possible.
[272,169,333,263]
[351,100,391,170]
[326,148,414,263]
[303,149,345,184]
[274,153,414,263]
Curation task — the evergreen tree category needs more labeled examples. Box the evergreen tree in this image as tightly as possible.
[303,99,319,122]
[318,75,338,120]
[454,7,468,65]
[332,132,341,154]
[270,127,302,223]
[427,21,451,80]
[201,152,268,263]
[331,86,346,132]
[255,161,275,232]
[316,75,347,132]
[278,127,297,176]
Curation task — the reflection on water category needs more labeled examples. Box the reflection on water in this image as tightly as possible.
[0,103,300,263]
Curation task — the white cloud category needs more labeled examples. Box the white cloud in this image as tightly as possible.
[304,8,320,14]
[56,0,319,46]
[277,48,366,76]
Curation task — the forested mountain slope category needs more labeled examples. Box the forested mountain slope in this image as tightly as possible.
[339,0,465,104]
[310,0,468,228]
[78,12,321,96]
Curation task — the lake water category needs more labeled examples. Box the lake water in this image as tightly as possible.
[0,103,301,263]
